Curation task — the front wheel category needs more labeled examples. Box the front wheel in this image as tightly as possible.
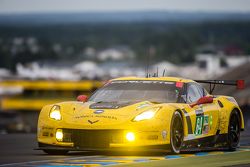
[43,149,69,155]
[170,111,184,154]
[227,110,241,151]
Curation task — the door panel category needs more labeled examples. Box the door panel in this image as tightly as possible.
[182,83,220,141]
[198,103,220,137]
[183,102,220,142]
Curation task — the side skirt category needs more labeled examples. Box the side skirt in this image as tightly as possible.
[181,133,229,152]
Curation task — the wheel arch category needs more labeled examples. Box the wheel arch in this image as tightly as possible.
[175,109,188,137]
[176,109,185,125]
[160,105,188,139]
[231,107,244,131]
[217,96,244,131]
[227,108,242,150]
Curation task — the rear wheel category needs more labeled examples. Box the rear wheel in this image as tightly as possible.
[170,111,184,154]
[43,149,69,155]
[228,110,241,151]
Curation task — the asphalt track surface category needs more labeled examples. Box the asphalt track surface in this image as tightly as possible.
[0,134,250,167]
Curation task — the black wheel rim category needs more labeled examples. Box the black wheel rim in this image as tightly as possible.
[172,116,183,149]
[229,113,240,147]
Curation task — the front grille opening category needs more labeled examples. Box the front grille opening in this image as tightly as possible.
[61,129,124,148]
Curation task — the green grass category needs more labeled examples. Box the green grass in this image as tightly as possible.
[109,151,250,167]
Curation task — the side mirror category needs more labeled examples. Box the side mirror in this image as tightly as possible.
[77,95,88,102]
[190,96,213,108]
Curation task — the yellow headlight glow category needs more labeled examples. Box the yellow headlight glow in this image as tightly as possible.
[126,132,135,142]
[55,129,63,141]
[49,105,61,120]
[133,108,160,121]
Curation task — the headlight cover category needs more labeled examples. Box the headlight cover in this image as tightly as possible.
[133,107,160,122]
[55,129,63,141]
[125,132,135,142]
[49,105,61,121]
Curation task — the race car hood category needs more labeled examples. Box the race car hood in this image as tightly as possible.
[58,101,158,127]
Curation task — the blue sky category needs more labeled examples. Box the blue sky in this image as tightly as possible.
[1,0,250,14]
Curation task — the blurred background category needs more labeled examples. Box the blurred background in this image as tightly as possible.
[0,0,249,134]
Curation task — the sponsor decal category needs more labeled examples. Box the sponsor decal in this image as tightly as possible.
[112,80,174,85]
[162,130,167,140]
[204,115,209,124]
[94,110,104,114]
[41,126,53,130]
[210,115,213,128]
[195,109,204,116]
[95,115,117,120]
[195,116,204,135]
[75,115,117,120]
[90,104,119,109]
[184,134,196,141]
[195,115,211,135]
[202,115,209,134]
[175,82,184,88]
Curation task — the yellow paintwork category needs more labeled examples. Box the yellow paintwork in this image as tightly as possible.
[37,77,244,149]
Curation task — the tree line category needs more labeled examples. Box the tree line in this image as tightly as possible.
[0,20,250,71]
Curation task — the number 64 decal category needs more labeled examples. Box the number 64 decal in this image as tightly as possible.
[195,116,204,135]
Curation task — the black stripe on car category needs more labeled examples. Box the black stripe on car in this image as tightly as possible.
[182,109,193,134]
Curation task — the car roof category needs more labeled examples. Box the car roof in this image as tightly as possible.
[111,76,195,83]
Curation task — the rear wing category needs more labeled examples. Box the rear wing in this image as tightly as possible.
[195,80,244,94]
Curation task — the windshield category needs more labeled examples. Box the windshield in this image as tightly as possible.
[89,80,183,103]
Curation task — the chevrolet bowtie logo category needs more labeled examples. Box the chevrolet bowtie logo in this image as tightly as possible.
[88,120,99,124]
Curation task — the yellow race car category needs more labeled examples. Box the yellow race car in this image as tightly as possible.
[37,77,245,154]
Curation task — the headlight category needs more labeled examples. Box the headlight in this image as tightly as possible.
[133,107,160,122]
[56,129,63,141]
[49,105,61,121]
[125,132,135,142]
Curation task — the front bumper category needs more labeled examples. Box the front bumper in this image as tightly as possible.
[37,142,170,152]
[37,128,170,149]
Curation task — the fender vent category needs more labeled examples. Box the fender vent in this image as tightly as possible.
[218,100,224,108]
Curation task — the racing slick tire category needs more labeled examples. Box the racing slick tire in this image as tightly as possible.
[43,149,69,155]
[227,110,241,151]
[170,111,184,154]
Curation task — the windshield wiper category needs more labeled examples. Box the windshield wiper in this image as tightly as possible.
[95,101,118,103]
[96,101,104,103]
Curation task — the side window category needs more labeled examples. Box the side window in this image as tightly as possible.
[203,89,208,96]
[187,84,203,103]
[195,83,205,97]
